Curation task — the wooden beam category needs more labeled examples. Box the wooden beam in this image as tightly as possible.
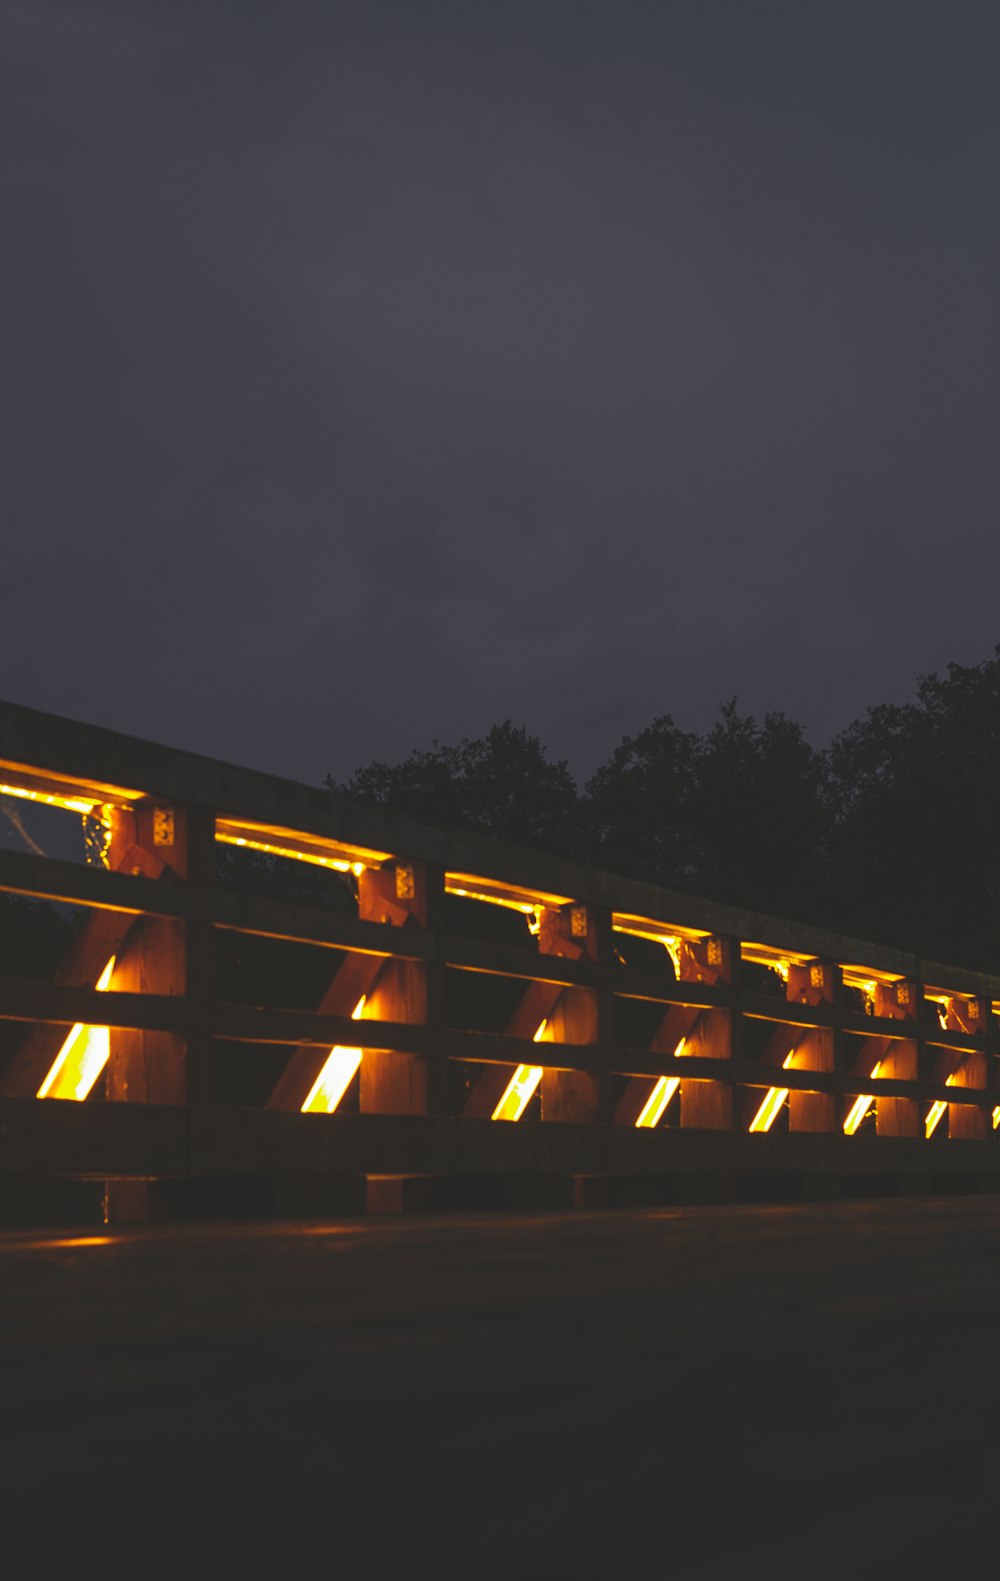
[0,847,432,959]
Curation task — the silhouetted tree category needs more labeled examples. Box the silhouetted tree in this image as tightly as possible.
[687,702,829,919]
[585,702,828,920]
[827,648,1000,968]
[326,644,1000,972]
[328,721,584,855]
[584,714,699,886]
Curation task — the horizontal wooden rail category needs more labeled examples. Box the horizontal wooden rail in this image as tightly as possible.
[3,695,1000,1222]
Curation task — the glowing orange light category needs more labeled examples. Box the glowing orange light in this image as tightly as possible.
[217,831,357,872]
[36,958,116,1101]
[0,782,95,815]
[491,1021,548,1122]
[843,1059,882,1136]
[635,1075,680,1128]
[445,884,538,916]
[35,1236,114,1249]
[634,1038,686,1128]
[301,997,367,1114]
[749,1050,795,1133]
[925,1074,959,1139]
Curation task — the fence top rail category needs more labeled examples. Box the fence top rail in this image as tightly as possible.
[1,697,997,997]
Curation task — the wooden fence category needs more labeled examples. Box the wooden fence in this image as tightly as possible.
[2,697,999,1223]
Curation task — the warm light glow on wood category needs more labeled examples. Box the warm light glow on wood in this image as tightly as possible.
[613,923,684,972]
[492,1021,548,1121]
[925,1074,960,1138]
[215,819,388,874]
[300,997,367,1114]
[634,1039,687,1127]
[0,781,95,815]
[749,1050,795,1133]
[447,874,573,910]
[634,1075,680,1128]
[36,958,116,1101]
[843,1060,882,1135]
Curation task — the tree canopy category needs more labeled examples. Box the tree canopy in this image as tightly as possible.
[328,721,583,855]
[330,644,1000,972]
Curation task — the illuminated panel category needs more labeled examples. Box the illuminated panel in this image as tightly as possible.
[36,958,116,1101]
[300,997,367,1115]
[634,1038,686,1128]
[993,1106,1000,1131]
[749,1050,795,1134]
[843,1059,882,1136]
[492,1021,548,1122]
[216,818,389,875]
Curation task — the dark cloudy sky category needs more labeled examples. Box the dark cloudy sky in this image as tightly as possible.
[3,1,999,787]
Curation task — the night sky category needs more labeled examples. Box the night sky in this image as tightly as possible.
[4,1,999,787]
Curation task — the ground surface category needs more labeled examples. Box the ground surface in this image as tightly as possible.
[2,1197,998,1579]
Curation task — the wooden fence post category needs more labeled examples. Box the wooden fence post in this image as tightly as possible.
[358,860,444,1116]
[679,937,733,1130]
[105,797,215,1220]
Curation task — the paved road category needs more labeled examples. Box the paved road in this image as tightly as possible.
[3,1197,999,1579]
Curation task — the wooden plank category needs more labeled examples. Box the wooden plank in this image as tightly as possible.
[0,1096,187,1177]
[611,973,727,1010]
[443,934,592,988]
[842,1012,922,1040]
[0,848,432,960]
[923,1030,988,1056]
[741,997,833,1028]
[0,979,191,1032]
[4,1092,1000,1190]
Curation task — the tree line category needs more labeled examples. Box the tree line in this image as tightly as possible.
[329,645,1000,974]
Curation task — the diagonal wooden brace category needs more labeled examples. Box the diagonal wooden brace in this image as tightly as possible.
[463,978,567,1119]
[268,950,390,1111]
[614,1003,703,1125]
[0,845,166,1098]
